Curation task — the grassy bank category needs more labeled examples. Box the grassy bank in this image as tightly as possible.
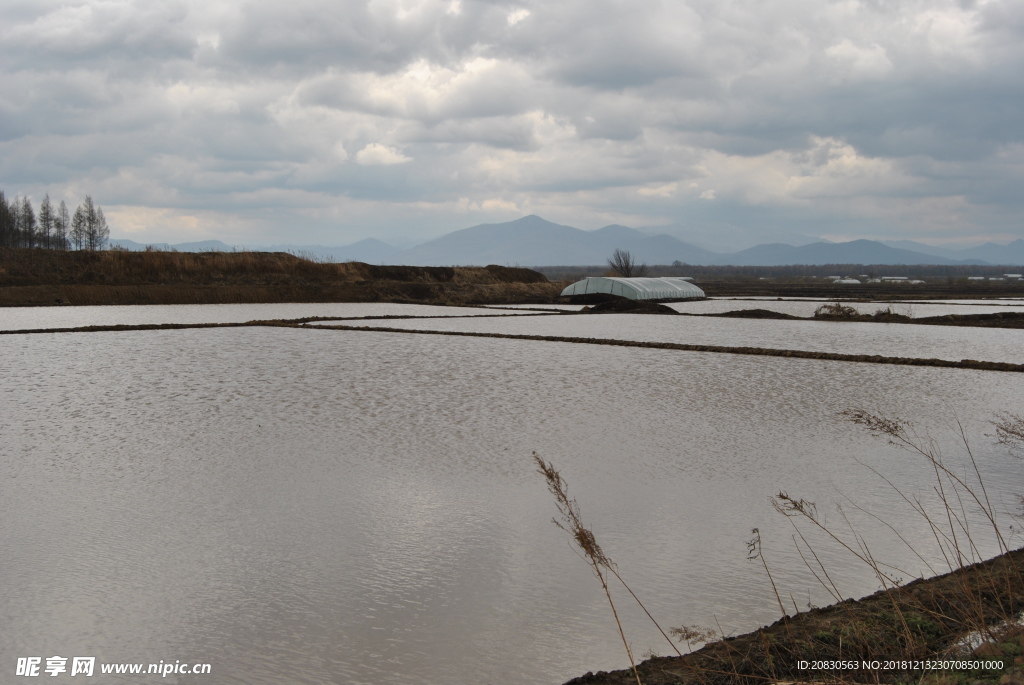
[0,248,562,306]
[548,411,1024,685]
[702,306,1024,329]
[566,547,1024,685]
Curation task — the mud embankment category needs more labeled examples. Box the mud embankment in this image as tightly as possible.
[0,248,562,306]
[5,318,1022,373]
[573,302,1024,329]
[307,323,1024,372]
[580,299,682,315]
[684,280,1024,300]
[704,308,1024,329]
[565,547,1024,685]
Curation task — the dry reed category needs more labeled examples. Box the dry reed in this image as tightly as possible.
[545,412,1024,685]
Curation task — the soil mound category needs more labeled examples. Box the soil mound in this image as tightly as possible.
[709,308,800,320]
[916,311,1024,328]
[581,298,679,315]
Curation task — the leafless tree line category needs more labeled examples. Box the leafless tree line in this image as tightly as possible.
[0,190,109,251]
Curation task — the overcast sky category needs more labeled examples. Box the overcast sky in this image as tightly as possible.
[1,0,1022,247]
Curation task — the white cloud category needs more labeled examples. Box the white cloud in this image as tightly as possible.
[697,136,911,207]
[355,143,412,165]
[506,8,529,26]
[825,40,892,81]
[638,183,678,198]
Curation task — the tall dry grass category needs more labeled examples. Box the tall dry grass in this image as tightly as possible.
[0,248,554,287]
[0,248,562,305]
[534,454,686,685]
[537,412,1024,685]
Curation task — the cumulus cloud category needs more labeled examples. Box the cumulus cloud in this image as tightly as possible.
[0,0,1022,245]
[355,143,412,165]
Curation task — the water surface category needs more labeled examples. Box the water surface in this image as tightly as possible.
[315,313,1024,364]
[2,325,1021,684]
[0,303,549,331]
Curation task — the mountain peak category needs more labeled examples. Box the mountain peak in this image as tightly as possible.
[508,214,555,225]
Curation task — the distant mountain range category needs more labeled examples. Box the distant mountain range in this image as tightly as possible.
[880,239,1024,265]
[637,221,822,253]
[111,216,1024,266]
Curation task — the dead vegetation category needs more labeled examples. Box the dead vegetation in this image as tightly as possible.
[544,412,1024,685]
[0,248,561,306]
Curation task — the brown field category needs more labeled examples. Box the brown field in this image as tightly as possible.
[0,248,562,306]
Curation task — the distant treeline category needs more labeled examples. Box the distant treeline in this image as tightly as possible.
[537,262,1022,282]
[0,190,109,251]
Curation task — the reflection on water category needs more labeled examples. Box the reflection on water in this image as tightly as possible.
[2,326,1021,684]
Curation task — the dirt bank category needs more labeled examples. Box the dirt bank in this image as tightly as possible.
[706,308,1024,329]
[672,280,1024,300]
[581,299,681,315]
[0,248,562,306]
[567,548,1024,685]
[7,319,1021,373]
[705,308,802,320]
[569,300,1024,329]
[303,323,1024,372]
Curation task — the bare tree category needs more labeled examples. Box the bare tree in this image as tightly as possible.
[83,196,98,250]
[96,207,109,249]
[54,200,70,250]
[77,196,110,251]
[71,205,86,250]
[0,191,14,247]
[0,189,107,251]
[20,196,37,248]
[39,194,54,248]
[607,248,648,277]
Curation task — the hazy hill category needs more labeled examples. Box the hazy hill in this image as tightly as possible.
[395,215,583,265]
[722,239,983,266]
[395,217,995,266]
[107,216,1024,267]
[394,215,715,266]
[882,239,1024,265]
[640,221,822,252]
[881,240,963,259]
[956,239,1024,265]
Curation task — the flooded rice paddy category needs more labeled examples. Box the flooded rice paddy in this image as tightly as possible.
[0,302,551,331]
[2,301,1022,684]
[316,311,1023,364]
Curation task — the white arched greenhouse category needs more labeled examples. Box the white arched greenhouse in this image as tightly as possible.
[559,277,706,301]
